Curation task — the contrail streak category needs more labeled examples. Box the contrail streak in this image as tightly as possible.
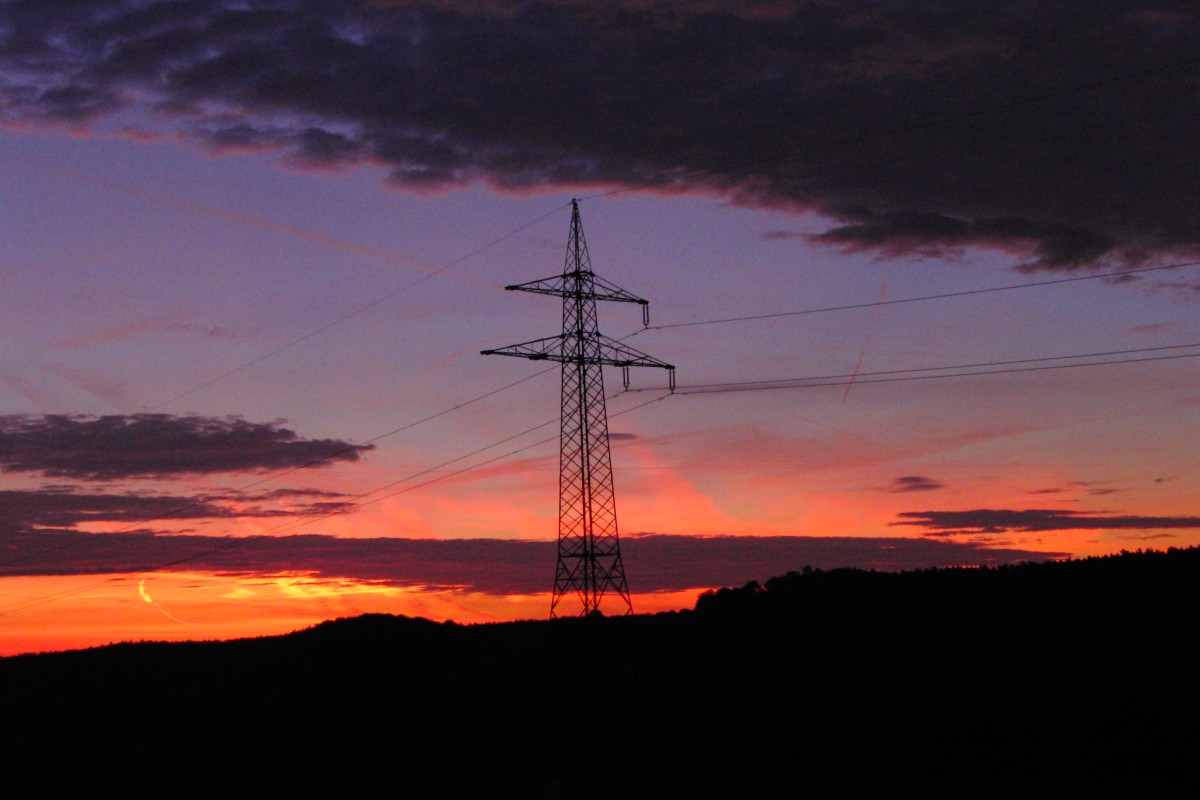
[841,269,889,403]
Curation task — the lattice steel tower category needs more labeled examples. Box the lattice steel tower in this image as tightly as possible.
[482,200,674,617]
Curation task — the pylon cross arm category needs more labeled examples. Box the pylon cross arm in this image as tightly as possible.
[481,333,674,371]
[505,273,649,306]
[480,336,565,361]
[592,334,674,370]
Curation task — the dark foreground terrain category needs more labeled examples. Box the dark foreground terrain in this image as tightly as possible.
[3,548,1198,798]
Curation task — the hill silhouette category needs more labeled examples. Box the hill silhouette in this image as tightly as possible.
[2,548,1197,798]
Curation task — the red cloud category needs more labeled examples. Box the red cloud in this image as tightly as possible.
[0,528,1061,593]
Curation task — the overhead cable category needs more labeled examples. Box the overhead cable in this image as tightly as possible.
[0,392,671,616]
[658,348,1200,395]
[644,260,1200,332]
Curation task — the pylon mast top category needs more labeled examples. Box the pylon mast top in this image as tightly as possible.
[502,200,656,324]
[481,199,675,386]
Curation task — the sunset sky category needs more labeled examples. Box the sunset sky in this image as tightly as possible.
[1,0,1198,654]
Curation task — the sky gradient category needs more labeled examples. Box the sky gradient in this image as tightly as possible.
[1,0,1198,653]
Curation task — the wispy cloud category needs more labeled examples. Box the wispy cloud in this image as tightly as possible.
[54,316,180,351]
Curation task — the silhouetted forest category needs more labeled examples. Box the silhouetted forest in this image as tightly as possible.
[3,548,1198,798]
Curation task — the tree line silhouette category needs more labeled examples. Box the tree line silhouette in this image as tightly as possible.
[2,547,1196,798]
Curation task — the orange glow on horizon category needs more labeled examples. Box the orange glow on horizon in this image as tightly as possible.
[0,571,707,657]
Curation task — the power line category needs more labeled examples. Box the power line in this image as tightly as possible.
[43,157,570,412]
[0,198,609,572]
[657,348,1200,396]
[257,392,669,539]
[580,56,1200,202]
[674,343,1200,390]
[53,164,435,271]
[146,201,572,411]
[8,45,1196,618]
[641,260,1200,332]
[34,55,1198,416]
[0,200,574,524]
[22,48,1193,547]
[0,411,557,614]
[0,365,559,569]
[0,392,671,616]
[3,320,651,571]
[9,337,1188,570]
[282,392,669,528]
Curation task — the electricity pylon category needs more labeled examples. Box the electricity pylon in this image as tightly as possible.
[482,200,674,617]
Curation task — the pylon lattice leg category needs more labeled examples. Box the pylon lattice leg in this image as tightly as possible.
[551,353,630,617]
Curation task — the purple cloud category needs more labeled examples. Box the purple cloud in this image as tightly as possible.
[887,475,946,493]
[893,508,1200,536]
[0,529,1063,592]
[0,1,1195,271]
[0,414,373,480]
[0,487,354,531]
[808,211,1116,272]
